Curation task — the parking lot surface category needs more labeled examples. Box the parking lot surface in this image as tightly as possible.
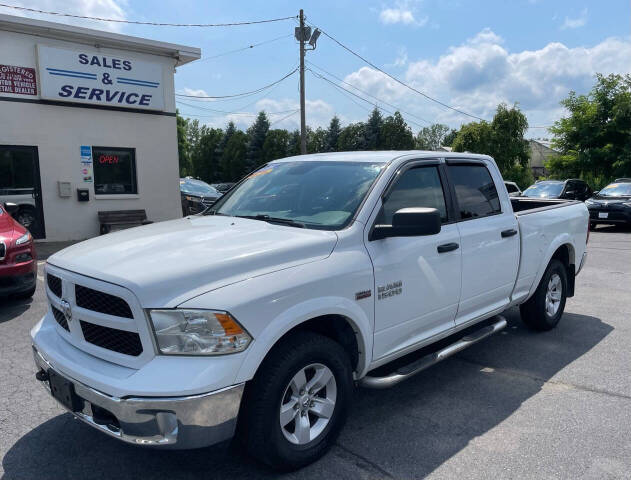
[1,226,630,479]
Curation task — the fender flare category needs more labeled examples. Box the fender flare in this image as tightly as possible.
[527,233,576,300]
[234,296,373,383]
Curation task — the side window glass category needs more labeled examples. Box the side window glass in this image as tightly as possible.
[449,164,501,219]
[376,166,448,224]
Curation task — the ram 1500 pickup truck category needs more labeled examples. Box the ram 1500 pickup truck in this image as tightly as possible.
[32,151,589,470]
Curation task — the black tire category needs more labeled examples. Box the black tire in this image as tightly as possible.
[238,331,353,471]
[520,259,568,331]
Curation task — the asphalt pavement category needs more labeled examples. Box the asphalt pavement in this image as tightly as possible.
[1,225,630,479]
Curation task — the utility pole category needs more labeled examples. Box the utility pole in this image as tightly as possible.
[299,9,307,154]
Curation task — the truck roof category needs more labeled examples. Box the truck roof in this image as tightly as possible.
[271,151,492,164]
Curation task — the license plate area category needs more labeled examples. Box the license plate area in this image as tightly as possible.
[598,212,608,218]
[49,369,84,412]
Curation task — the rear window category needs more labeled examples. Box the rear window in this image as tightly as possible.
[449,164,501,219]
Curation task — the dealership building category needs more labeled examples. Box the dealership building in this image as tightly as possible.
[0,13,200,241]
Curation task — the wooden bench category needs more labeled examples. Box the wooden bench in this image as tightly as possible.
[98,210,152,234]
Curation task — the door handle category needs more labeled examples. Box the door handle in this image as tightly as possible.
[437,242,459,253]
[501,229,518,238]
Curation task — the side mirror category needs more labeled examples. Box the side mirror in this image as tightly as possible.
[371,207,441,241]
[3,202,18,215]
[593,191,599,196]
[564,190,576,199]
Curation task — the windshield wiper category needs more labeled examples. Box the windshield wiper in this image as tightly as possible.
[236,214,305,228]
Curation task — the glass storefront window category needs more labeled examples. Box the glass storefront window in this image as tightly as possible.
[92,147,137,195]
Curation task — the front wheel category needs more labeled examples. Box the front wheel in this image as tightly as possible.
[238,332,353,471]
[520,259,568,331]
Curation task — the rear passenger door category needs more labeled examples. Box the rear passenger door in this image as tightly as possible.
[446,160,519,325]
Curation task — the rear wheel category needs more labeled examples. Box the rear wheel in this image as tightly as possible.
[520,259,568,331]
[238,331,353,471]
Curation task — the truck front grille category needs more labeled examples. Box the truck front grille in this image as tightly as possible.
[75,285,133,319]
[47,274,62,297]
[51,306,69,331]
[80,321,143,356]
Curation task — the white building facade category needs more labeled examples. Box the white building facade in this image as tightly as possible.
[0,14,200,241]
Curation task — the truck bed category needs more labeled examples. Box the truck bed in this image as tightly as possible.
[510,197,578,214]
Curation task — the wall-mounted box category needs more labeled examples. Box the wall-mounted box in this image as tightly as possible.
[77,188,89,202]
[58,181,71,198]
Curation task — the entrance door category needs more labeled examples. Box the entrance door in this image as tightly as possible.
[0,146,45,238]
[365,161,462,360]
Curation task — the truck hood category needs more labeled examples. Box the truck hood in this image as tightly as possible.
[48,216,338,307]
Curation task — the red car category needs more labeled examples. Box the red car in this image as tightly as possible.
[0,203,37,299]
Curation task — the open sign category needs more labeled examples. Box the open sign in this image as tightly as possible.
[99,154,119,164]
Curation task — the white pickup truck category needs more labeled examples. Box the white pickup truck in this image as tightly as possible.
[32,151,589,470]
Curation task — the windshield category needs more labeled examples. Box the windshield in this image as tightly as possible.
[598,183,631,197]
[522,183,564,197]
[209,161,385,229]
[180,179,219,197]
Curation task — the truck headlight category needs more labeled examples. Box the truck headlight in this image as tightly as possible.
[149,309,251,355]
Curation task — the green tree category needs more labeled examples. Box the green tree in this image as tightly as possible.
[364,108,383,149]
[221,130,248,181]
[286,130,302,157]
[263,129,291,162]
[176,111,192,176]
[214,121,236,179]
[190,126,223,183]
[442,128,458,147]
[415,123,451,150]
[307,127,327,153]
[338,123,367,151]
[246,111,270,171]
[325,116,342,152]
[452,103,532,188]
[381,111,415,149]
[549,73,631,188]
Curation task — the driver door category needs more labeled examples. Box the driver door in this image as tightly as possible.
[365,161,461,361]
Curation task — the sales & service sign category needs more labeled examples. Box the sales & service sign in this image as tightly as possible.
[37,45,164,111]
[0,65,37,95]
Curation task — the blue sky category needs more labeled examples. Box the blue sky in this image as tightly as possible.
[2,0,630,136]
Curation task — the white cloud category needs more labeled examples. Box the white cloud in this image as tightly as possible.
[342,29,631,132]
[561,8,588,30]
[379,1,427,26]
[386,47,409,68]
[178,87,211,98]
[0,0,128,32]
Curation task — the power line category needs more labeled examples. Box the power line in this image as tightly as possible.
[176,100,297,117]
[307,60,431,125]
[0,3,296,27]
[175,67,298,99]
[307,21,486,121]
[270,109,300,126]
[309,69,426,129]
[198,34,293,62]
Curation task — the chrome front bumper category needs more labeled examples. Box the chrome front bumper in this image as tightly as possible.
[33,346,244,449]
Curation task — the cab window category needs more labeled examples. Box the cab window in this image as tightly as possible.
[448,164,501,219]
[376,166,448,224]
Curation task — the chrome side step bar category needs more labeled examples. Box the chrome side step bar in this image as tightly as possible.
[360,316,507,389]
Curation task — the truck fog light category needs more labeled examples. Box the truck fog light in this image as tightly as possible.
[149,309,251,355]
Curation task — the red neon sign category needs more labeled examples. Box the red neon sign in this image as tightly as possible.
[99,154,119,164]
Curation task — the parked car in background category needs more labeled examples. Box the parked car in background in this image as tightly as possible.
[585,180,631,228]
[0,202,37,299]
[504,181,522,197]
[180,177,222,216]
[0,188,37,230]
[210,182,236,194]
[522,179,592,201]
